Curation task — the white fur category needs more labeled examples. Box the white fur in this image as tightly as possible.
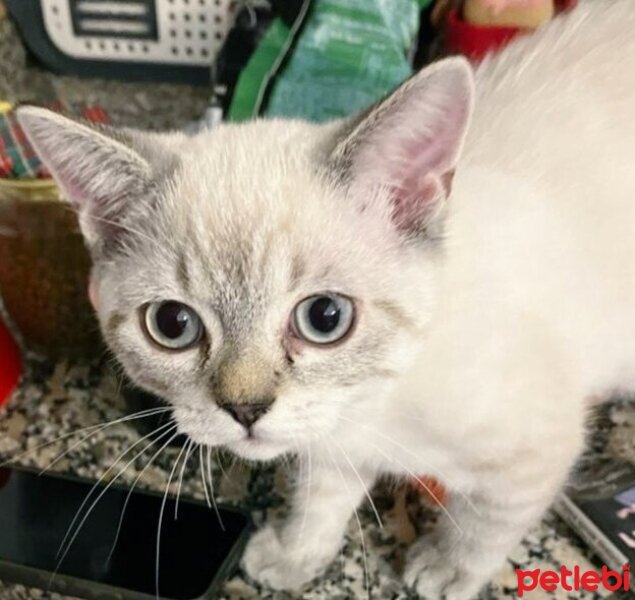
[16,1,635,597]
[245,3,635,597]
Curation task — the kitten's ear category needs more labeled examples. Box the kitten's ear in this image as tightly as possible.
[16,106,152,248]
[330,57,474,238]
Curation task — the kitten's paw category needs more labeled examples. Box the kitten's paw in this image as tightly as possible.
[241,526,290,588]
[241,525,328,590]
[404,539,481,600]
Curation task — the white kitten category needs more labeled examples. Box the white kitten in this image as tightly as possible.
[17,1,635,597]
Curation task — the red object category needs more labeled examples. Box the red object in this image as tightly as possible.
[445,0,578,61]
[0,319,22,408]
[411,475,449,506]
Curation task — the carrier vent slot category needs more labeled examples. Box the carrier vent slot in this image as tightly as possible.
[70,0,158,40]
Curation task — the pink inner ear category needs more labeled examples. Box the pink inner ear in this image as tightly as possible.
[380,120,463,232]
[88,279,98,310]
[392,173,444,233]
[395,126,458,182]
[354,101,469,234]
[348,59,473,235]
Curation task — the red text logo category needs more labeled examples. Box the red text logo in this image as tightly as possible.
[516,564,630,596]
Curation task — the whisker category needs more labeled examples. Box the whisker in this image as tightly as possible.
[75,210,158,246]
[55,420,174,562]
[329,436,383,530]
[1,406,171,470]
[54,424,177,579]
[105,428,180,564]
[214,448,232,485]
[39,407,172,475]
[280,452,291,470]
[346,406,431,424]
[323,441,371,600]
[156,438,187,600]
[56,423,174,557]
[175,439,194,520]
[336,414,480,517]
[205,445,225,531]
[114,371,125,399]
[364,438,464,538]
[198,445,212,509]
[296,442,312,550]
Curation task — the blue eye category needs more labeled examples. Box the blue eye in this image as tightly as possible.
[293,294,355,345]
[144,301,203,350]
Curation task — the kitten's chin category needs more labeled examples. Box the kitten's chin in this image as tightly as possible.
[226,437,290,462]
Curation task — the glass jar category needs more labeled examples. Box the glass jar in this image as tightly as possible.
[0,178,102,358]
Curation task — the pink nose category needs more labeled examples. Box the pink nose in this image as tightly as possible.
[220,403,270,429]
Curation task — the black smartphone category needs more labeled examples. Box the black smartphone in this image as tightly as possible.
[0,466,251,600]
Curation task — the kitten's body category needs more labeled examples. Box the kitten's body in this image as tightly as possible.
[17,2,635,597]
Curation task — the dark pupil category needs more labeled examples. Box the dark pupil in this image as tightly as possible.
[156,302,190,339]
[308,297,340,333]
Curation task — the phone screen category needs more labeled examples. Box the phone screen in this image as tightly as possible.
[0,466,250,599]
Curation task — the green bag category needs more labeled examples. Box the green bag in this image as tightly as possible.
[229,0,423,122]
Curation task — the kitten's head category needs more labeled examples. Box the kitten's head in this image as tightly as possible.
[18,58,473,461]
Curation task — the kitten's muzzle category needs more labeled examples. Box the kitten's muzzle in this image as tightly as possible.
[220,401,271,430]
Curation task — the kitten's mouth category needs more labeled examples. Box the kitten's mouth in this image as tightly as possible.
[228,434,288,461]
[171,406,289,461]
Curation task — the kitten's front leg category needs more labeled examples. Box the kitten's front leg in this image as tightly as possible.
[405,429,584,600]
[242,453,376,590]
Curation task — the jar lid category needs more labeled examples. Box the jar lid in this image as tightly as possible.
[0,176,60,201]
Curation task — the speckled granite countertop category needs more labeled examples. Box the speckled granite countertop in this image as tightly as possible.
[0,360,633,600]
[0,8,633,600]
